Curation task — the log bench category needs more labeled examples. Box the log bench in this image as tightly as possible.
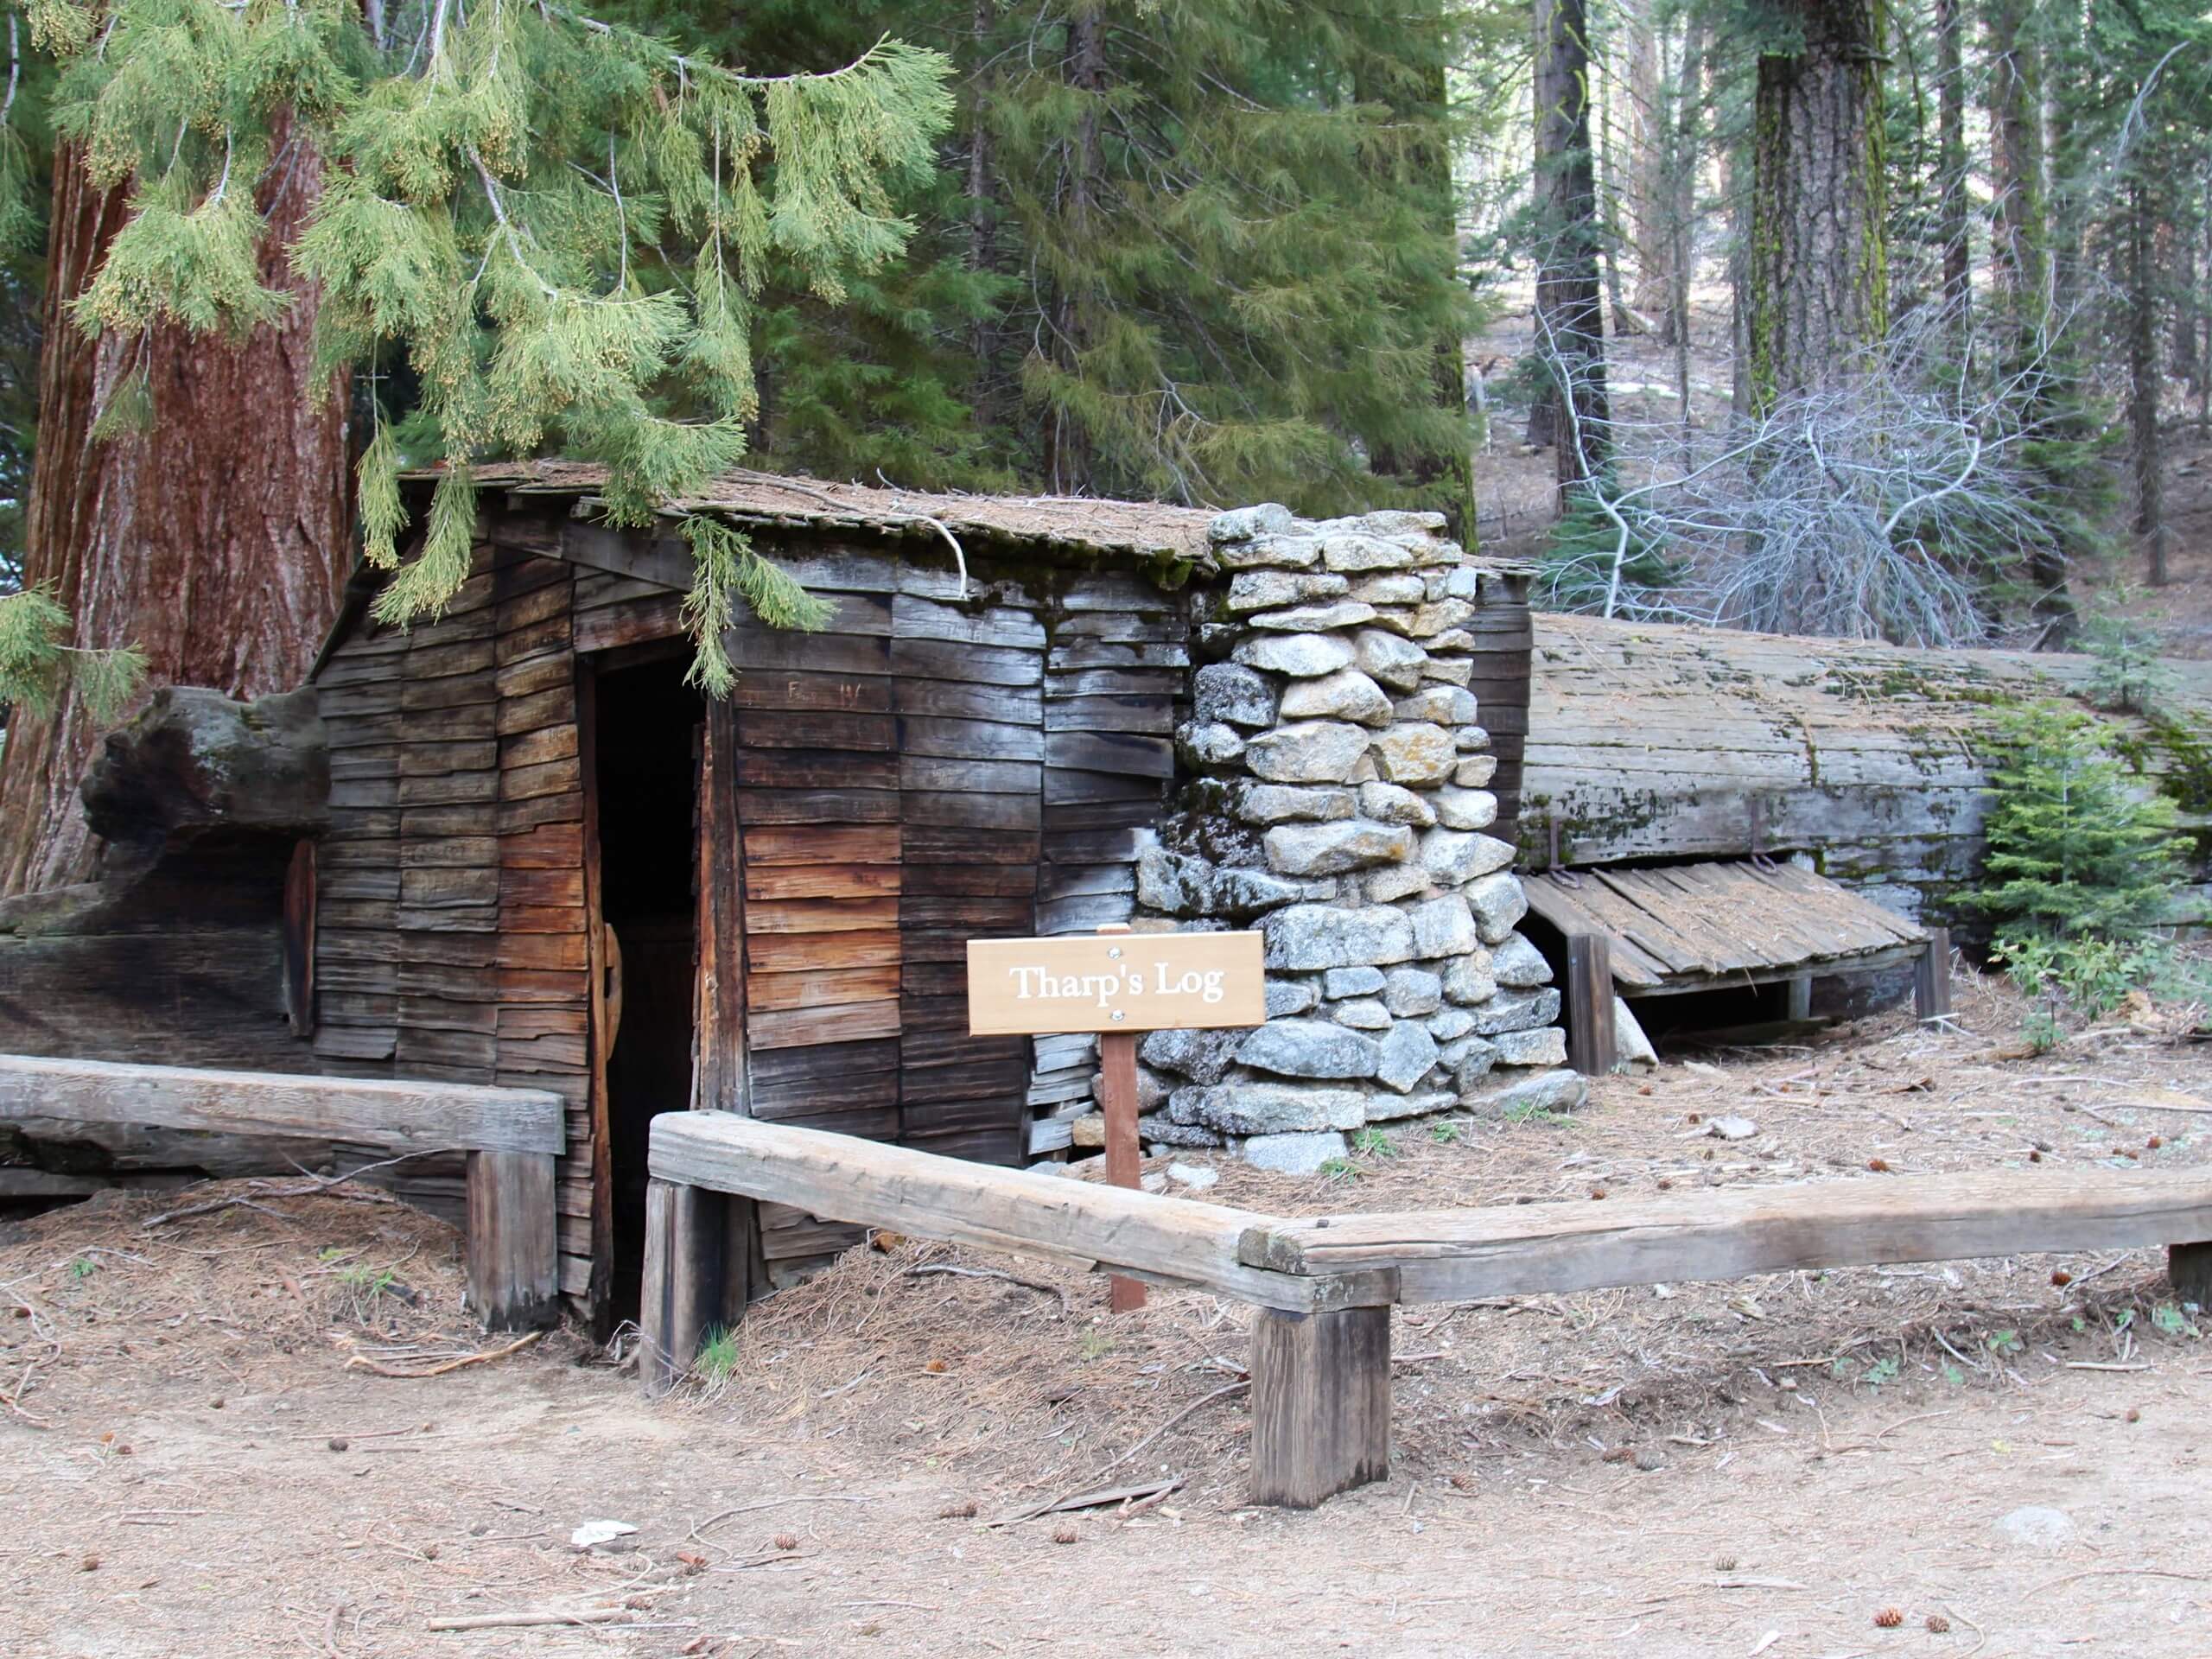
[643,1111,2212,1508]
[0,1052,565,1330]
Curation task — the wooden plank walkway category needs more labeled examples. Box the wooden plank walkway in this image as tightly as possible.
[1522,860,1926,994]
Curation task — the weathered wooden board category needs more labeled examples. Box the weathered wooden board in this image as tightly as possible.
[1240,1168,2212,1304]
[0,1053,564,1155]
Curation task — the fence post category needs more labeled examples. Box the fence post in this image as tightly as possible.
[1248,1304,1392,1508]
[465,1150,558,1332]
[1914,927,1953,1021]
[1566,934,1615,1077]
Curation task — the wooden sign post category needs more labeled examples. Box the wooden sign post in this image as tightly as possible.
[967,925,1266,1312]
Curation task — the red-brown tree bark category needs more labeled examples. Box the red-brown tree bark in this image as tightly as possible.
[0,132,350,896]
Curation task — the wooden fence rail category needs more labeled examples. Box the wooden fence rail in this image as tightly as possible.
[645,1111,2212,1510]
[0,1053,564,1330]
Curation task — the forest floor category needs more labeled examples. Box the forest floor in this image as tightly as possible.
[4,966,2209,1658]
[1465,295,2212,658]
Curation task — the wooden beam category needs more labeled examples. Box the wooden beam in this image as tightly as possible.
[639,1177,752,1394]
[1565,934,1613,1077]
[0,1053,564,1156]
[1914,926,1953,1020]
[467,1151,560,1331]
[646,1111,1389,1312]
[1248,1306,1392,1508]
[1238,1168,2212,1305]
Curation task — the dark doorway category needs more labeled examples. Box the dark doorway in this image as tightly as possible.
[590,657,705,1329]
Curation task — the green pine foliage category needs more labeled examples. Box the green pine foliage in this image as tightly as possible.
[0,585,145,719]
[1959,702,2193,1014]
[1536,476,1684,615]
[13,0,953,675]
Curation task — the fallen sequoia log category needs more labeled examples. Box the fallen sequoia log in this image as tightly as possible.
[1516,613,2212,924]
[0,688,343,1193]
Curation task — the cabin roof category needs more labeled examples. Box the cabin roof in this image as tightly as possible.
[1522,859,1929,995]
[439,461,1223,564]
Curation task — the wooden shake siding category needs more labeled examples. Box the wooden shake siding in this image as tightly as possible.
[313,541,599,1301]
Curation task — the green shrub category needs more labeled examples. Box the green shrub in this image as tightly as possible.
[1959,702,2197,1016]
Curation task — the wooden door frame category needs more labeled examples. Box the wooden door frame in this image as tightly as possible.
[574,652,618,1335]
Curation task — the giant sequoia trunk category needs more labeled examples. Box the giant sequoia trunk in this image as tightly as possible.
[0,135,349,896]
[1745,0,1887,408]
[1532,0,1609,494]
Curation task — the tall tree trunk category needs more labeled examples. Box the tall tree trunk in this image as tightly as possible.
[1534,0,1610,496]
[1746,0,1888,409]
[1935,0,1969,324]
[1044,10,1104,496]
[2129,177,2168,588]
[1624,0,1670,325]
[1986,0,2075,637]
[0,133,349,896]
[1657,14,1705,355]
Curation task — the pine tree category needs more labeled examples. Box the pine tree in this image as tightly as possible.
[0,0,955,702]
[1962,702,2187,946]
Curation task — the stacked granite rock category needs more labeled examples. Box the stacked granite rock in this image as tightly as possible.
[1128,502,1586,1173]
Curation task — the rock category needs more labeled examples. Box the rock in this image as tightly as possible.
[1244,721,1370,783]
[1382,967,1443,1017]
[1455,727,1491,753]
[1429,629,1477,652]
[1452,755,1498,788]
[1433,955,1503,1008]
[1464,872,1529,943]
[1207,503,1294,543]
[1407,893,1478,958]
[1322,966,1384,997]
[1216,536,1322,571]
[1707,1116,1759,1141]
[1224,570,1348,613]
[1193,663,1276,729]
[1238,1129,1347,1175]
[1380,599,1476,639]
[1233,784,1354,825]
[1993,1507,2075,1551]
[1365,863,1437,904]
[1134,1065,1173,1111]
[1320,534,1412,573]
[1177,721,1246,766]
[1357,781,1435,827]
[1376,1021,1441,1092]
[1365,1090,1455,1123]
[1135,1116,1224,1148]
[1492,1027,1567,1068]
[1471,988,1561,1034]
[1249,600,1378,632]
[1166,1161,1219,1190]
[1332,998,1391,1030]
[1422,656,1472,687]
[1431,787,1498,830]
[1279,668,1394,727]
[1370,723,1457,787]
[1351,574,1426,604]
[1236,1020,1379,1080]
[1395,685,1480,726]
[1466,1067,1588,1117]
[1070,1112,1106,1148]
[1262,902,1415,969]
[1614,996,1658,1069]
[1448,1037,1499,1092]
[1183,1084,1368,1135]
[1231,632,1354,678]
[1444,567,1482,599]
[1420,829,1516,885]
[1427,1007,1475,1041]
[1490,932,1553,987]
[1140,1027,1243,1084]
[1263,818,1414,877]
[1136,846,1305,918]
[1352,628,1428,692]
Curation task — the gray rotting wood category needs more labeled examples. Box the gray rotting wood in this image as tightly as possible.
[467,1149,561,1330]
[1238,1167,2212,1303]
[0,1053,564,1154]
[1249,1305,1392,1508]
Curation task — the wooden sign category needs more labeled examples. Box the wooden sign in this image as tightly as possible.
[965,931,1267,1036]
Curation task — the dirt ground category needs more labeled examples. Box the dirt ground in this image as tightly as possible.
[4,966,2209,1658]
